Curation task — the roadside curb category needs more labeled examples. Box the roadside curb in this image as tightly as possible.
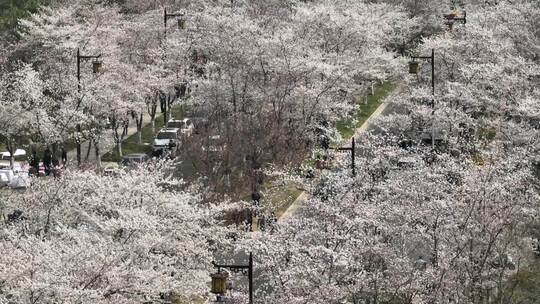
[277,84,399,221]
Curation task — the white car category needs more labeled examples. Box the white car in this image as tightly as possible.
[153,128,181,153]
[166,118,194,137]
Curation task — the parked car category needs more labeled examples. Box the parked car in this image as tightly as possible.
[153,128,181,154]
[166,118,194,136]
[120,153,149,167]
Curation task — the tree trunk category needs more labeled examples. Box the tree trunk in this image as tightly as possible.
[118,122,128,158]
[52,142,58,157]
[94,139,101,170]
[118,141,123,158]
[7,139,14,169]
[168,99,173,121]
[85,140,92,161]
[136,112,143,145]
[147,97,157,135]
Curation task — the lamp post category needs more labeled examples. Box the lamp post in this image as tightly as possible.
[76,48,102,166]
[162,8,186,124]
[330,137,356,176]
[409,49,436,149]
[211,252,254,304]
[164,8,186,38]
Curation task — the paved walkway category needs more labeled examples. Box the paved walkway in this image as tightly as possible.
[278,83,401,221]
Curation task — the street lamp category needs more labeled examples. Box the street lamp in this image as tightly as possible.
[92,60,103,74]
[409,49,436,149]
[76,48,102,166]
[211,252,254,304]
[210,272,229,294]
[164,8,186,38]
[330,137,356,176]
[409,49,434,95]
[443,10,467,30]
[162,8,187,124]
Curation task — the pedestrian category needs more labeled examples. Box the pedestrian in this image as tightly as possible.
[244,208,253,232]
[61,147,67,166]
[251,191,261,205]
[29,150,39,176]
[320,134,330,150]
[51,154,60,178]
[258,213,267,232]
[269,212,277,234]
[43,147,52,176]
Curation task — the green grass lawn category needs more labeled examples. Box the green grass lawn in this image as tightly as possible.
[102,105,187,162]
[270,182,304,218]
[336,81,394,140]
[270,184,303,218]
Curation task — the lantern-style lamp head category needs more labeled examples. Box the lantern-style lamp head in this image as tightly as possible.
[444,12,457,20]
[178,17,186,29]
[92,60,103,74]
[443,11,457,30]
[408,61,419,74]
[211,272,228,294]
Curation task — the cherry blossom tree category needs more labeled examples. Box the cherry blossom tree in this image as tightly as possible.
[0,63,49,168]
[16,0,175,163]
[237,1,540,303]
[0,165,240,303]
[245,139,537,303]
[165,0,412,193]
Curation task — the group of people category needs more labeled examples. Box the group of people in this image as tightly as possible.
[28,147,68,177]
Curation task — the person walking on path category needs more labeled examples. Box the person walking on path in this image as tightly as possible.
[61,147,67,167]
[51,153,60,178]
[43,148,52,176]
[29,150,39,176]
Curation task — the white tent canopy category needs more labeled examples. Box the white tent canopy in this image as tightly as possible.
[1,149,26,157]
